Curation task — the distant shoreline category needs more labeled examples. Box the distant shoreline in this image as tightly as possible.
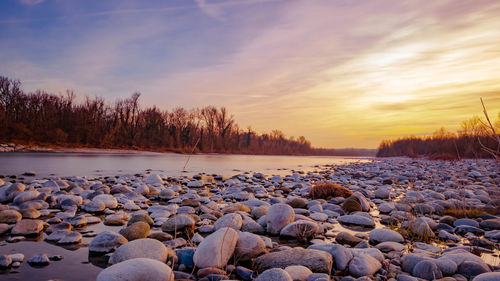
[0,142,376,157]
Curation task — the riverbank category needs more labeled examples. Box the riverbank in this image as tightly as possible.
[0,158,499,280]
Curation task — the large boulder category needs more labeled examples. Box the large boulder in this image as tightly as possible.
[96,258,174,281]
[253,248,332,273]
[109,238,171,264]
[193,227,238,268]
[266,203,295,234]
[234,231,266,261]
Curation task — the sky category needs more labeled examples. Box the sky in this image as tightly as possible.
[1,0,500,148]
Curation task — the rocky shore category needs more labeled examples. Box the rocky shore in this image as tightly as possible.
[0,158,499,281]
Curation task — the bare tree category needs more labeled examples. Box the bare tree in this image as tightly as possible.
[478,98,500,160]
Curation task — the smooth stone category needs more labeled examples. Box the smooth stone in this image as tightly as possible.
[253,248,333,273]
[89,231,128,253]
[57,231,82,244]
[454,218,480,228]
[96,258,174,281]
[128,213,154,226]
[0,210,22,223]
[193,227,238,268]
[308,273,330,281]
[472,272,500,281]
[348,253,382,277]
[109,238,170,264]
[28,254,50,266]
[119,221,150,241]
[308,243,353,271]
[376,241,405,252]
[338,215,375,227]
[92,194,118,209]
[401,254,433,273]
[279,220,319,241]
[11,219,44,235]
[8,253,24,262]
[162,214,195,232]
[412,260,443,280]
[369,228,404,244]
[434,257,458,276]
[458,261,491,279]
[176,247,195,268]
[266,203,295,235]
[82,200,106,212]
[235,231,266,261]
[235,266,257,281]
[214,213,243,231]
[255,268,293,281]
[0,255,12,268]
[336,231,363,247]
[285,265,312,281]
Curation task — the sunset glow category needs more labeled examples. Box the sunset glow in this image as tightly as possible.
[1,0,499,148]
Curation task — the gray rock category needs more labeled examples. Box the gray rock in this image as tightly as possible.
[97,258,174,281]
[254,248,333,274]
[89,231,128,253]
[285,265,312,281]
[266,203,295,234]
[348,253,382,277]
[214,213,243,231]
[412,260,443,280]
[0,255,12,268]
[472,272,500,281]
[434,257,458,276]
[308,243,353,271]
[369,228,404,244]
[109,238,170,264]
[28,254,50,266]
[193,227,238,268]
[338,215,375,227]
[458,261,491,279]
[92,194,118,209]
[401,254,433,273]
[162,214,195,232]
[235,231,266,261]
[255,268,293,281]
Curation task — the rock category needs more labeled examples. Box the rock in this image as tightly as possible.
[266,203,295,234]
[412,260,443,280]
[119,221,150,241]
[336,231,362,247]
[0,223,9,234]
[454,225,484,236]
[82,200,106,212]
[401,254,433,273]
[66,215,87,228]
[280,220,319,241]
[128,213,154,226]
[13,190,39,205]
[96,258,174,281]
[434,257,458,276]
[374,187,391,199]
[255,268,293,281]
[8,253,24,262]
[378,202,395,213]
[193,227,238,268]
[11,219,44,235]
[235,231,266,261]
[104,213,129,226]
[109,238,171,264]
[0,210,22,223]
[92,194,118,209]
[162,214,195,232]
[308,243,353,271]
[214,213,243,231]
[285,265,312,281]
[197,267,226,278]
[236,266,257,281]
[146,174,164,185]
[308,273,330,281]
[454,218,480,228]
[55,231,82,244]
[0,255,12,268]
[89,231,128,253]
[348,254,382,277]
[28,254,50,266]
[410,218,434,238]
[458,261,491,279]
[338,215,375,227]
[369,228,404,244]
[187,180,203,188]
[254,248,333,273]
[472,272,500,281]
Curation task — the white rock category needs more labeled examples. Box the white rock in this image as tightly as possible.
[96,258,174,281]
[193,227,238,268]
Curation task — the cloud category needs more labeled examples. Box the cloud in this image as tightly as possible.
[19,0,44,5]
[195,0,223,19]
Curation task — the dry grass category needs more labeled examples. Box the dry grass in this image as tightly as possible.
[308,183,353,200]
[442,207,487,218]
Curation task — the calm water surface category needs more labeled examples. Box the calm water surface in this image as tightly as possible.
[0,152,371,179]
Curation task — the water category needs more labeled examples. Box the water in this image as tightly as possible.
[0,152,371,179]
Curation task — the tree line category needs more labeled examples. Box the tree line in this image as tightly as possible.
[0,76,374,156]
[376,114,500,159]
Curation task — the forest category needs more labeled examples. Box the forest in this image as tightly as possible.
[376,114,500,160]
[0,76,375,156]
